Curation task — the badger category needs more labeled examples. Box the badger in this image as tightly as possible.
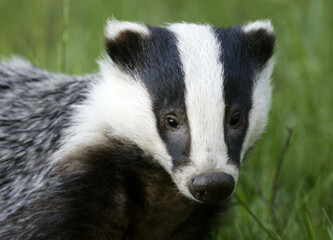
[0,20,275,240]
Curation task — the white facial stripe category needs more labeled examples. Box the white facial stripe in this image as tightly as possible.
[168,24,238,179]
[55,58,173,173]
[241,60,274,159]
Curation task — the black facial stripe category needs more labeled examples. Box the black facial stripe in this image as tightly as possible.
[145,27,190,168]
[215,26,255,167]
[108,26,190,167]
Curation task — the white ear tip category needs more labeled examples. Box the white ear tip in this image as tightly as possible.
[105,19,150,40]
[243,20,274,34]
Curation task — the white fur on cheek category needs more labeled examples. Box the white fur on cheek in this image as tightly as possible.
[168,24,239,199]
[241,60,274,159]
[56,58,173,173]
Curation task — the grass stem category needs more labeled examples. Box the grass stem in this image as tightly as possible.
[58,0,69,72]
[270,128,293,232]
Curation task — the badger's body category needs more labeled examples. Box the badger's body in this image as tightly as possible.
[0,20,275,240]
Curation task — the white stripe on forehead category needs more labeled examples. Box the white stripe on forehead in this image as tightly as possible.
[168,24,234,174]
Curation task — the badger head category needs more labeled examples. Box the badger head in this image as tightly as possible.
[78,20,275,203]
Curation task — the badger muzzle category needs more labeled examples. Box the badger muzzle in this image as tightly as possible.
[189,172,235,203]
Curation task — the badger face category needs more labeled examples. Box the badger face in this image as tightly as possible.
[83,20,275,203]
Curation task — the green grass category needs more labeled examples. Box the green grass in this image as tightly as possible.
[0,0,332,239]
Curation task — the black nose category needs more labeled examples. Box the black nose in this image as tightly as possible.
[189,172,235,203]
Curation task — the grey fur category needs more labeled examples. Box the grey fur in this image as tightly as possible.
[0,58,93,238]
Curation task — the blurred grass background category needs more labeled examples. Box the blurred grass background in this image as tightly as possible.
[0,0,332,239]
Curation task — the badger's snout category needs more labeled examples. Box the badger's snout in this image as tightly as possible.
[189,172,235,203]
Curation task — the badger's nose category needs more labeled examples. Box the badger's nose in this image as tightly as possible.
[189,172,235,203]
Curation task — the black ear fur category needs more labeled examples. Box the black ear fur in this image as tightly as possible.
[106,30,146,70]
[245,28,275,68]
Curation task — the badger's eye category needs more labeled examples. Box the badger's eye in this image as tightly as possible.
[166,115,180,129]
[229,111,243,129]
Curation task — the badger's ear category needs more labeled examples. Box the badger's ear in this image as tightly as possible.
[243,20,275,67]
[105,19,150,69]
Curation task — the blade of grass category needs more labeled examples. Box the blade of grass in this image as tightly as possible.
[58,0,69,72]
[300,195,316,240]
[303,212,316,240]
[270,128,293,232]
[33,0,42,65]
[236,194,278,240]
[322,208,333,240]
[234,222,246,240]
[274,232,282,240]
